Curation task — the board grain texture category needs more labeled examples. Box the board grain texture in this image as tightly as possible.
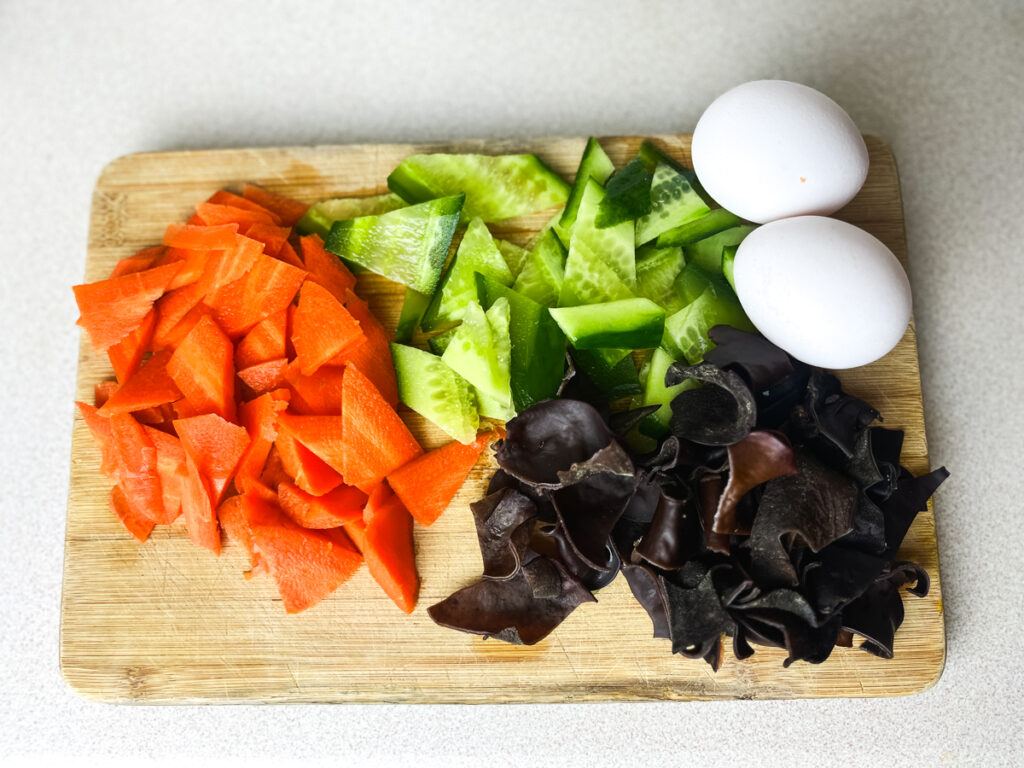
[61,135,944,704]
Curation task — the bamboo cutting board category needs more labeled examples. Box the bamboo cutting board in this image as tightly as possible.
[61,135,944,703]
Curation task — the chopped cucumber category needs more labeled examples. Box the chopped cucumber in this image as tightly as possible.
[324,194,463,295]
[476,273,567,412]
[656,208,742,248]
[549,298,665,350]
[637,347,699,438]
[635,243,686,314]
[420,217,514,332]
[497,239,529,278]
[635,161,711,246]
[428,325,459,355]
[570,179,636,288]
[388,153,569,223]
[554,137,615,246]
[513,228,566,307]
[296,193,406,238]
[570,347,642,400]
[674,261,728,306]
[722,244,737,292]
[390,343,479,445]
[596,158,653,229]
[559,244,636,307]
[441,299,513,411]
[684,224,756,274]
[394,288,431,343]
[662,285,755,364]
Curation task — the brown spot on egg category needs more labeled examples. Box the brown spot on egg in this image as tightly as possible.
[800,177,807,183]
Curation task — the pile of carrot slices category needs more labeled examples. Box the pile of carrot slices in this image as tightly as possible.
[73,185,493,614]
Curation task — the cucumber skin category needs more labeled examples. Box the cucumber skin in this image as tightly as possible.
[554,137,615,246]
[722,245,738,292]
[570,347,642,400]
[637,346,698,438]
[394,288,431,343]
[595,158,653,229]
[635,161,711,246]
[427,326,459,355]
[662,286,755,364]
[549,299,665,351]
[476,273,566,412]
[656,208,742,248]
[685,224,756,274]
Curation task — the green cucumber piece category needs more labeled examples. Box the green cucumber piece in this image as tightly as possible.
[656,208,742,248]
[474,388,516,421]
[476,273,567,412]
[674,261,727,306]
[324,194,463,294]
[441,299,513,410]
[427,326,459,355]
[570,179,636,288]
[497,239,529,278]
[296,193,406,238]
[635,243,686,314]
[662,285,756,364]
[570,347,642,400]
[387,153,569,223]
[512,228,566,307]
[722,245,737,292]
[635,161,711,246]
[684,224,756,274]
[637,347,699,438]
[595,158,652,229]
[549,298,665,350]
[554,137,615,246]
[559,244,636,307]
[394,288,431,343]
[390,343,479,445]
[420,217,514,332]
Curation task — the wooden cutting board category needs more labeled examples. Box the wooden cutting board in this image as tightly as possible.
[60,135,944,703]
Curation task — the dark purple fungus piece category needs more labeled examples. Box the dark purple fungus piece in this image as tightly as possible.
[487,469,557,524]
[662,565,734,660]
[705,326,796,391]
[731,588,842,665]
[747,452,858,588]
[864,427,905,502]
[609,404,661,438]
[619,560,671,639]
[800,545,889,617]
[841,561,929,658]
[634,483,702,570]
[696,473,731,554]
[427,557,596,646]
[556,441,634,486]
[666,362,756,446]
[803,370,880,459]
[550,470,636,570]
[713,430,798,536]
[471,489,537,581]
[494,399,614,487]
[531,522,620,591]
[880,467,949,559]
[620,473,661,524]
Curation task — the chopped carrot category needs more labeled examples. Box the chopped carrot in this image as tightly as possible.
[108,413,163,522]
[234,390,290,489]
[173,413,250,505]
[291,281,364,375]
[340,365,422,492]
[282,359,345,415]
[275,240,305,269]
[242,223,291,258]
[194,234,264,299]
[277,482,367,529]
[93,381,118,408]
[208,189,282,223]
[157,246,211,290]
[342,518,367,554]
[73,262,183,352]
[107,308,157,383]
[387,432,493,526]
[145,425,187,524]
[110,485,156,542]
[362,483,419,613]
[152,283,206,349]
[99,348,182,416]
[181,452,221,554]
[237,358,289,395]
[256,444,293,491]
[77,401,119,479]
[300,234,357,303]
[276,413,346,475]
[168,315,236,422]
[195,202,278,229]
[274,428,345,495]
[109,246,165,278]
[242,184,309,227]
[235,309,288,370]
[217,494,254,562]
[208,254,306,338]
[333,288,398,406]
[163,222,239,250]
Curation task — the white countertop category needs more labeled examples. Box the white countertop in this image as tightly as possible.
[2,1,1022,765]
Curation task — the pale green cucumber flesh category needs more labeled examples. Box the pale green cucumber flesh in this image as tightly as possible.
[296,193,406,238]
[570,179,636,288]
[554,137,615,246]
[390,342,479,444]
[549,298,665,350]
[635,161,711,246]
[513,228,566,307]
[635,243,686,314]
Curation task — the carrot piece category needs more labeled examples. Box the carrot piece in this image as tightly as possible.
[275,240,304,269]
[152,283,206,349]
[100,348,183,416]
[282,359,345,415]
[107,308,157,383]
[256,444,293,491]
[207,189,282,223]
[167,315,236,422]
[109,246,164,279]
[163,222,239,250]
[276,413,346,475]
[110,485,156,542]
[274,428,345,495]
[300,234,357,302]
[237,358,289,395]
[235,309,287,369]
[340,365,422,492]
[194,234,264,299]
[73,262,183,352]
[108,413,163,522]
[331,288,398,407]
[362,483,419,613]
[93,381,118,408]
[181,453,221,554]
[234,390,290,489]
[209,254,306,338]
[156,246,212,290]
[245,494,363,613]
[195,202,278,230]
[173,413,250,505]
[77,401,119,479]
[242,223,291,258]
[342,518,367,554]
[144,425,187,524]
[242,184,309,227]
[387,432,492,526]
[217,494,254,562]
[291,281,364,376]
[277,482,367,529]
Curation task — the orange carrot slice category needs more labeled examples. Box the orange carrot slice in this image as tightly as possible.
[237,358,289,395]
[195,202,278,229]
[291,281,364,375]
[242,184,309,227]
[145,425,187,524]
[274,429,344,496]
[107,308,157,384]
[109,246,165,279]
[332,288,398,406]
[181,452,221,554]
[243,223,291,258]
[152,283,206,349]
[167,315,236,422]
[163,222,239,250]
[235,390,290,489]
[110,485,156,542]
[217,494,254,562]
[207,190,282,223]
[99,349,183,416]
[276,413,346,475]
[173,413,250,505]
[77,401,119,479]
[363,483,419,613]
[209,254,306,338]
[282,360,345,415]
[277,482,367,529]
[108,412,163,522]
[300,234,357,303]
[235,309,288,370]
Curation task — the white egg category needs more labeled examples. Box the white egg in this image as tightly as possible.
[692,80,869,224]
[733,216,911,369]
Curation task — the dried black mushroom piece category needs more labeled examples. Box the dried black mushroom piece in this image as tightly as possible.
[470,489,537,581]
[633,483,702,570]
[666,362,757,446]
[801,370,880,460]
[618,560,671,639]
[704,325,796,392]
[532,522,621,591]
[841,561,929,658]
[713,431,798,536]
[551,470,636,571]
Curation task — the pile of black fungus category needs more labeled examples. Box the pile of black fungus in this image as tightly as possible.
[428,327,948,669]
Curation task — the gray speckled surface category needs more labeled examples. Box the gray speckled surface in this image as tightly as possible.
[2,0,1022,764]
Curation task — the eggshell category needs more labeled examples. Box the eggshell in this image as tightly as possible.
[733,216,911,369]
[692,80,869,224]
